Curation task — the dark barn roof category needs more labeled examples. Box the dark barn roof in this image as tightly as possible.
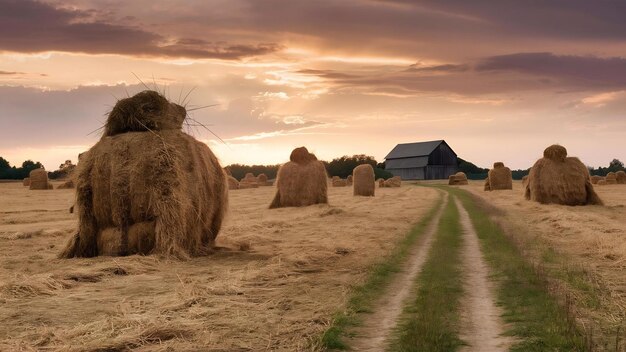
[385,140,455,160]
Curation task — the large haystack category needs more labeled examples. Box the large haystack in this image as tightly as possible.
[29,168,52,190]
[269,147,328,208]
[449,172,468,186]
[605,172,617,185]
[524,144,602,206]
[353,164,375,196]
[616,171,626,184]
[590,175,603,185]
[59,90,227,259]
[485,162,513,191]
[22,178,30,186]
[227,175,240,190]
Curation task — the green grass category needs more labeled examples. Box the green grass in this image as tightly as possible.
[319,192,444,350]
[386,195,465,352]
[450,188,588,351]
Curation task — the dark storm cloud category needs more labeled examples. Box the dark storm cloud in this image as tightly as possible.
[0,70,25,75]
[0,0,280,59]
[297,53,626,95]
[476,53,626,89]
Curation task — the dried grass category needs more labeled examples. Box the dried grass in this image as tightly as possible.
[29,169,52,190]
[270,147,328,208]
[525,145,602,206]
[485,162,513,191]
[353,164,375,196]
[616,171,626,184]
[59,90,227,259]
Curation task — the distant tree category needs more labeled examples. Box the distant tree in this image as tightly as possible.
[226,164,280,181]
[589,158,625,176]
[0,157,45,180]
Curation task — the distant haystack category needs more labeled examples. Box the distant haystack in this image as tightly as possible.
[22,177,30,187]
[353,164,375,196]
[605,172,617,185]
[485,162,513,191]
[590,175,603,185]
[240,173,259,188]
[257,173,270,186]
[616,171,626,184]
[522,175,529,188]
[384,176,401,188]
[377,178,385,187]
[524,144,602,206]
[57,180,75,189]
[597,179,607,186]
[59,90,227,259]
[269,147,328,208]
[227,175,240,190]
[29,168,52,190]
[449,172,468,186]
[347,175,353,186]
[332,178,347,187]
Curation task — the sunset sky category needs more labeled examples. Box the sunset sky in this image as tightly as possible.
[1,0,625,171]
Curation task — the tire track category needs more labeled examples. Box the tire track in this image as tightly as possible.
[455,198,514,352]
[347,192,448,351]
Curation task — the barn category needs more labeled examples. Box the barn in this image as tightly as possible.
[384,140,458,180]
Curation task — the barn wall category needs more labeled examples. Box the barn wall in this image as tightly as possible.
[387,167,425,180]
[425,165,457,180]
[428,143,457,166]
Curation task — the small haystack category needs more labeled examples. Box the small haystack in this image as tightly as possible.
[605,172,617,185]
[590,175,603,185]
[353,164,375,196]
[227,175,240,190]
[597,179,607,186]
[269,147,328,208]
[332,178,347,187]
[60,90,227,259]
[522,175,529,188]
[347,175,353,186]
[616,171,626,184]
[240,173,259,188]
[257,173,270,186]
[377,178,385,187]
[22,177,30,186]
[485,162,513,191]
[57,180,75,189]
[449,172,468,186]
[524,144,602,206]
[29,168,52,190]
[384,176,401,188]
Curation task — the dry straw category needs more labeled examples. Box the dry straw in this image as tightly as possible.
[257,173,270,186]
[485,162,513,191]
[590,175,603,185]
[353,164,375,196]
[57,180,75,189]
[29,168,52,190]
[332,178,347,187]
[239,173,259,188]
[522,175,529,188]
[22,177,30,186]
[227,175,240,190]
[383,176,401,188]
[449,172,468,186]
[616,171,626,184]
[269,147,328,208]
[524,144,602,205]
[605,172,617,185]
[347,175,353,186]
[60,90,228,259]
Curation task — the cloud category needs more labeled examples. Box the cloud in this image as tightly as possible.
[0,0,281,60]
[0,70,25,75]
[476,52,626,89]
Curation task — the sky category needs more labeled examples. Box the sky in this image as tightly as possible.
[1,0,625,171]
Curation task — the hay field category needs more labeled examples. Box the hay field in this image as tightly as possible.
[0,181,438,351]
[464,180,626,339]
